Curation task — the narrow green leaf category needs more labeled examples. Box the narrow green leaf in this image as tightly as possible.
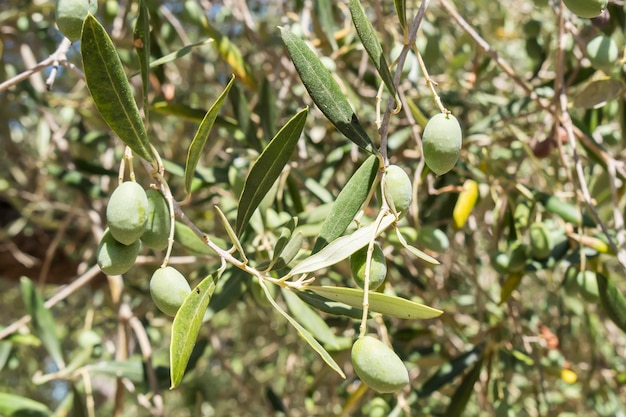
[86,359,144,383]
[281,28,376,153]
[0,392,51,417]
[282,288,343,350]
[236,108,308,235]
[185,75,235,196]
[349,0,396,97]
[314,0,338,50]
[214,205,246,261]
[146,39,214,70]
[258,280,346,378]
[20,277,65,369]
[444,356,484,417]
[597,273,626,334]
[395,229,440,265]
[133,0,150,122]
[419,344,485,396]
[271,232,304,271]
[81,15,154,163]
[170,275,216,388]
[257,78,278,142]
[307,286,443,320]
[296,289,365,319]
[534,191,596,227]
[313,155,381,253]
[394,0,407,30]
[289,213,396,276]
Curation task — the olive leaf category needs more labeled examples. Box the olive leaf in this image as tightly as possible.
[20,277,65,370]
[289,213,396,276]
[313,154,381,253]
[597,273,626,334]
[349,0,397,97]
[184,75,235,197]
[296,290,365,319]
[236,108,308,235]
[0,393,51,417]
[443,356,485,417]
[133,0,150,122]
[170,274,216,388]
[81,15,154,163]
[394,0,407,29]
[307,286,443,320]
[419,344,485,396]
[281,28,376,153]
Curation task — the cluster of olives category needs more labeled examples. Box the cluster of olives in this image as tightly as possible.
[97,182,171,276]
[55,0,97,41]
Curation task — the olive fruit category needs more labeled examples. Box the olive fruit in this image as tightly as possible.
[422,113,462,176]
[563,0,607,18]
[529,223,552,260]
[383,165,412,214]
[586,35,619,71]
[507,242,528,273]
[351,336,409,393]
[97,229,141,275]
[150,266,192,317]
[576,271,599,303]
[350,243,387,291]
[141,189,171,250]
[56,0,98,41]
[106,182,149,246]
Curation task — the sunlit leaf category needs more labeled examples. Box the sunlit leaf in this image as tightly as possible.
[281,28,376,153]
[296,290,365,319]
[307,286,443,320]
[170,275,216,388]
[20,277,65,370]
[349,0,396,97]
[258,280,346,378]
[86,359,144,383]
[236,108,308,235]
[573,78,623,109]
[534,191,596,227]
[0,392,51,417]
[313,154,381,253]
[289,214,396,276]
[185,75,234,196]
[146,39,214,70]
[81,15,154,163]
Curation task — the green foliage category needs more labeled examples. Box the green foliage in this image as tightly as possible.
[3,0,626,415]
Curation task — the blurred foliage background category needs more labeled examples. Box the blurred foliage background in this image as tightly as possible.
[1,0,626,416]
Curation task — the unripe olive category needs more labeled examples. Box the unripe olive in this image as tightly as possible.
[563,0,607,18]
[55,0,98,41]
[586,35,619,71]
[350,244,387,291]
[384,165,412,214]
[351,336,409,393]
[507,242,528,273]
[150,266,191,317]
[141,189,171,250]
[492,252,510,275]
[97,229,141,275]
[106,182,149,246]
[576,271,599,303]
[529,223,552,260]
[422,113,462,176]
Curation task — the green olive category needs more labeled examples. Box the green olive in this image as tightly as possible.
[351,336,409,393]
[350,243,387,291]
[97,228,141,275]
[150,266,192,317]
[507,242,528,273]
[576,271,600,303]
[383,165,412,214]
[55,0,98,41]
[563,0,607,18]
[141,189,171,250]
[529,223,552,260]
[586,35,618,71]
[422,113,462,176]
[106,182,149,246]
